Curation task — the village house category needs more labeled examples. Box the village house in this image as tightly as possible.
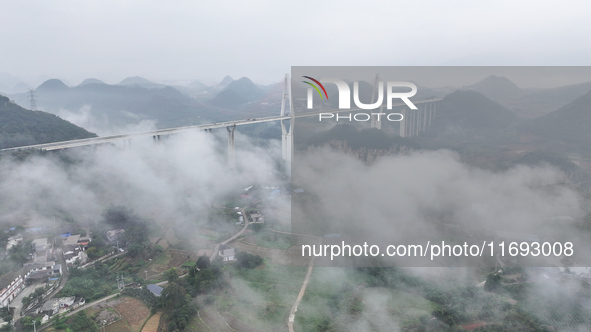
[147,284,163,297]
[106,229,125,242]
[25,264,62,285]
[0,273,25,308]
[218,244,235,262]
[38,297,78,316]
[5,234,23,251]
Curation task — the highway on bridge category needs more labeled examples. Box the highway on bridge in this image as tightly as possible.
[0,98,440,152]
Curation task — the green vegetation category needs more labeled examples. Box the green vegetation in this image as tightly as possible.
[20,316,42,331]
[184,260,225,295]
[0,237,32,275]
[235,251,263,269]
[0,95,96,149]
[163,268,180,283]
[251,228,291,249]
[295,267,514,331]
[429,90,519,134]
[8,242,31,265]
[300,267,591,331]
[51,314,69,330]
[161,283,197,331]
[84,235,113,260]
[121,288,159,312]
[125,258,225,330]
[21,285,50,308]
[213,262,307,331]
[14,80,211,129]
[0,325,13,332]
[99,205,163,274]
[125,256,304,331]
[520,90,591,151]
[484,273,501,292]
[59,264,117,301]
[68,311,99,332]
[209,77,264,108]
[0,307,12,326]
[103,206,149,253]
[306,124,419,152]
[196,255,210,270]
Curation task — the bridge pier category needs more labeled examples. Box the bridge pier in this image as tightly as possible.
[370,108,383,130]
[280,74,294,176]
[227,124,236,169]
[399,108,407,137]
[422,104,428,131]
[399,101,439,137]
[370,75,383,130]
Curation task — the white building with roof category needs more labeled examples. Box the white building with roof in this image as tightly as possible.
[218,245,235,262]
[31,238,51,252]
[0,275,25,308]
[6,234,23,251]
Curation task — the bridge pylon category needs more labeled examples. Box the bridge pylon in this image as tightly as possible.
[280,74,294,176]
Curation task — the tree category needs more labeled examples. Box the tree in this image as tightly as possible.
[484,273,501,292]
[103,206,149,247]
[251,223,263,232]
[9,243,30,264]
[51,314,69,330]
[103,206,135,226]
[69,311,98,332]
[167,301,196,331]
[20,316,41,331]
[0,324,13,332]
[161,283,187,311]
[127,243,145,258]
[235,251,263,269]
[0,307,12,324]
[163,268,179,284]
[196,255,210,270]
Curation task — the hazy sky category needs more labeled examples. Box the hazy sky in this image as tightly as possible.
[1,0,590,86]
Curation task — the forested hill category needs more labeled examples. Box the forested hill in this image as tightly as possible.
[0,94,96,149]
[519,89,591,149]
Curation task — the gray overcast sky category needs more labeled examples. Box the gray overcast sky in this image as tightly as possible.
[1,0,590,86]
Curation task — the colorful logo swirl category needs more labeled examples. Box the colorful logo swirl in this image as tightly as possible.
[302,76,328,100]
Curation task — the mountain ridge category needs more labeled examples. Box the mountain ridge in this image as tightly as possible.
[0,94,96,149]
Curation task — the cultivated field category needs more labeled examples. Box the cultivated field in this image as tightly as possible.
[294,268,441,331]
[141,248,194,280]
[140,312,161,332]
[211,262,307,331]
[89,297,152,332]
[112,297,151,332]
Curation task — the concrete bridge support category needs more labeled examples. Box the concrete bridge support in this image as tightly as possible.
[227,124,236,169]
[280,74,294,176]
[370,75,383,131]
[399,101,439,137]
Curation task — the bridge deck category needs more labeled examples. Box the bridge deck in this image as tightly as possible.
[1,99,440,152]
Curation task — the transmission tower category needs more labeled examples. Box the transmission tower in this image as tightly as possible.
[117,275,125,290]
[28,89,38,111]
